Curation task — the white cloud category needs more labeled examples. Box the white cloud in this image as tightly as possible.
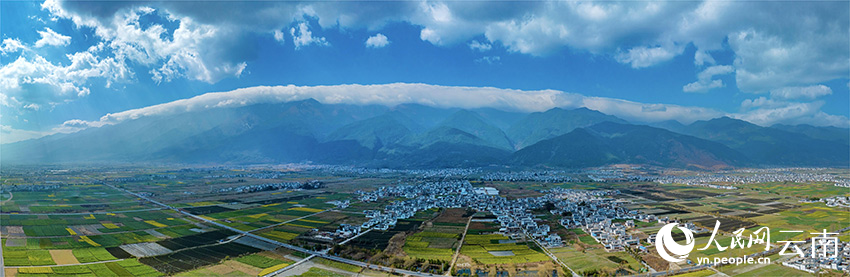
[42,1,248,84]
[0,38,26,54]
[273,29,286,43]
[694,49,715,66]
[0,52,131,109]
[290,22,329,49]
[34,27,71,48]
[616,44,684,68]
[365,33,389,48]
[683,65,734,93]
[468,40,491,52]
[36,0,848,96]
[12,82,848,142]
[475,56,500,64]
[769,85,832,100]
[733,100,849,128]
[52,83,728,135]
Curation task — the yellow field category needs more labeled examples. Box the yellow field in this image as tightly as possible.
[49,249,79,265]
[144,220,168,227]
[65,228,77,235]
[102,223,120,229]
[284,223,315,229]
[18,267,53,274]
[258,263,290,276]
[79,236,101,247]
[248,213,268,219]
[288,207,323,213]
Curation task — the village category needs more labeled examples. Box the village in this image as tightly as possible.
[353,181,657,251]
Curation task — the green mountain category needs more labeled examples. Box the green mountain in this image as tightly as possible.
[771,123,850,145]
[513,122,748,169]
[435,110,513,150]
[507,107,627,149]
[3,101,847,169]
[681,117,849,166]
[325,112,415,149]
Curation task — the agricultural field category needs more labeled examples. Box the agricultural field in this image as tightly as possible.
[460,234,550,265]
[2,166,848,277]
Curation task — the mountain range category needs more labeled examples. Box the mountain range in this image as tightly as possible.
[2,99,848,169]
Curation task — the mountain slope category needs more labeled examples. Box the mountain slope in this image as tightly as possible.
[513,122,748,169]
[507,107,628,149]
[436,110,513,150]
[682,117,849,166]
[325,112,415,149]
[770,124,850,145]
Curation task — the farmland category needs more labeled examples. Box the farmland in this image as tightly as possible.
[1,165,848,276]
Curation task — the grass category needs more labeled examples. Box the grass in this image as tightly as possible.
[233,254,288,269]
[403,231,459,261]
[295,267,346,277]
[552,247,639,273]
[315,257,363,272]
[260,230,300,242]
[72,248,116,263]
[673,269,715,277]
[460,234,549,265]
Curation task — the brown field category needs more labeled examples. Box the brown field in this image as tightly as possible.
[177,260,261,276]
[433,208,470,223]
[49,249,80,265]
[4,268,17,277]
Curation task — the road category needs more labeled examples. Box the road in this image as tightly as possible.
[101,181,435,277]
[446,216,473,275]
[526,233,579,277]
[265,229,374,277]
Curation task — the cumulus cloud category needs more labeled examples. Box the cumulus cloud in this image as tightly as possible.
[468,40,491,51]
[365,33,389,48]
[34,27,71,48]
[273,29,286,43]
[733,100,849,128]
[475,56,501,64]
[769,85,832,100]
[683,65,734,93]
[616,44,684,68]
[42,0,248,84]
[1,38,26,54]
[290,22,329,49]
[33,0,849,96]
[0,52,131,109]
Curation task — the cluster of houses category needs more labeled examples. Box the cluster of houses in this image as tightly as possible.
[479,171,576,183]
[545,188,655,252]
[355,184,660,251]
[0,184,61,192]
[782,240,850,273]
[821,196,850,208]
[215,181,303,194]
[308,223,364,242]
[357,181,475,202]
[107,174,176,182]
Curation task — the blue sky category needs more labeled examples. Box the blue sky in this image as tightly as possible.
[1,0,848,143]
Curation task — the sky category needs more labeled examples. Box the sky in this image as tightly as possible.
[1,0,848,143]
